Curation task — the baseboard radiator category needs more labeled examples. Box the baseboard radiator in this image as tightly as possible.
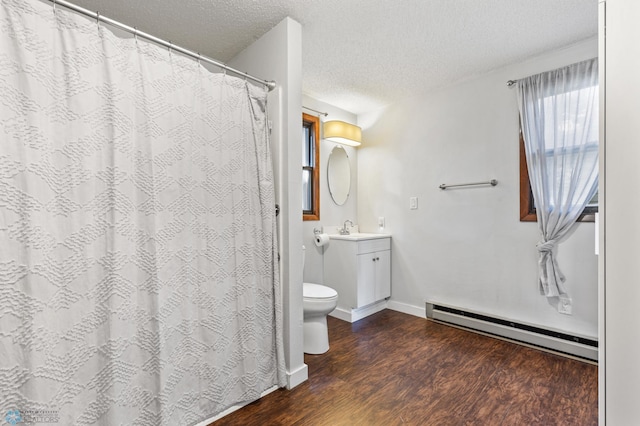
[425,302,598,362]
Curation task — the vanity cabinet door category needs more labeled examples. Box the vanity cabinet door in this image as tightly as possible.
[374,249,391,301]
[356,252,377,308]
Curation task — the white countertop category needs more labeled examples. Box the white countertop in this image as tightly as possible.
[328,233,391,241]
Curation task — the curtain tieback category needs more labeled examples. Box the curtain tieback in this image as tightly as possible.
[536,240,557,253]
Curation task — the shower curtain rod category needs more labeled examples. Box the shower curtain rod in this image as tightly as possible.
[303,106,328,117]
[47,0,277,91]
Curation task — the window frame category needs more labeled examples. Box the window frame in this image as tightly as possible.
[519,130,597,223]
[303,113,320,221]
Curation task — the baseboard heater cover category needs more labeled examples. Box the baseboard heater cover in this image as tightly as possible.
[425,302,598,362]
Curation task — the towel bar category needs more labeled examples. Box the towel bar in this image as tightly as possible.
[439,179,498,190]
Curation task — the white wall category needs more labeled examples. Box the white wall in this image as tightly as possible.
[600,0,640,422]
[229,17,307,389]
[302,95,358,285]
[358,38,599,338]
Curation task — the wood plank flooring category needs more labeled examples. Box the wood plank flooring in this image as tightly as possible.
[211,309,598,425]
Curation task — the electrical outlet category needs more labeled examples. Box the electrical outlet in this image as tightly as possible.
[558,296,572,315]
[409,197,418,210]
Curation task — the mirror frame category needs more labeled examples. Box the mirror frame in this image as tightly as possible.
[327,145,351,206]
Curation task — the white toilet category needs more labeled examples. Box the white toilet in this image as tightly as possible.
[302,246,338,354]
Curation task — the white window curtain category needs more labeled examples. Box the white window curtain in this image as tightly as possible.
[516,58,599,306]
[0,1,285,424]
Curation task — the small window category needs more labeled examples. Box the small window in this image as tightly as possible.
[519,131,597,222]
[303,113,320,220]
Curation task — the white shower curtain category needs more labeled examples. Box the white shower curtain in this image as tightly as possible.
[0,1,285,424]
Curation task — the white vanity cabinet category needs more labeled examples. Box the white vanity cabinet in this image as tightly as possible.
[324,234,391,322]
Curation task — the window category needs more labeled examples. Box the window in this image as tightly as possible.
[519,131,598,223]
[303,113,320,220]
[518,59,599,224]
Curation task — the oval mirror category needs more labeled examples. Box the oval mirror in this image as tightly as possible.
[327,145,351,205]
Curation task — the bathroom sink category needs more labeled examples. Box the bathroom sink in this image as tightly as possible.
[328,232,391,241]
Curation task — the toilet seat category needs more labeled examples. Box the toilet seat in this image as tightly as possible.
[303,282,337,299]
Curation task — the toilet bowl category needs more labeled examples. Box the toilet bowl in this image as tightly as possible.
[303,282,338,354]
[302,245,338,354]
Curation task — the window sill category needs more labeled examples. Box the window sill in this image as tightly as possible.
[520,211,596,223]
[303,213,320,221]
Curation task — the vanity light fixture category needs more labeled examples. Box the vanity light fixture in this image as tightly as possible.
[323,120,362,147]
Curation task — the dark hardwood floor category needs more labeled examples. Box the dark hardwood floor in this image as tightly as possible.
[212,309,598,425]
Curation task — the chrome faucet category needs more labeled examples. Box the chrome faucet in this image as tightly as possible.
[340,219,354,235]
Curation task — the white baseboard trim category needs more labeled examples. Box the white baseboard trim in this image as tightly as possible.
[329,299,387,323]
[328,307,352,322]
[386,300,426,318]
[286,363,309,389]
[195,385,279,425]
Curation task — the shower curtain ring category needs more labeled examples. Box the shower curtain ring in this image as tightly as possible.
[95,11,99,25]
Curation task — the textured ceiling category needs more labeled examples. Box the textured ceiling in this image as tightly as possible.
[66,0,598,114]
